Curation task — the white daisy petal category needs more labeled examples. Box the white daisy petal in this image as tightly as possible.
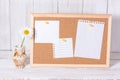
[20,27,33,38]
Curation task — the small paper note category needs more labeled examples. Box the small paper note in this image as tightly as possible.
[74,20,104,59]
[35,20,59,43]
[53,38,73,58]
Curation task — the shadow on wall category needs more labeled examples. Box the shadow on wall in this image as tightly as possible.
[111,16,120,53]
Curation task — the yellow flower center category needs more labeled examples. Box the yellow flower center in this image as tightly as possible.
[24,29,29,35]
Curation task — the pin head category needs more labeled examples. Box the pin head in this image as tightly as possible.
[61,38,67,42]
[88,23,94,27]
[44,22,49,24]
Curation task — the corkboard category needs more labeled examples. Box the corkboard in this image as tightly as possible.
[30,14,112,68]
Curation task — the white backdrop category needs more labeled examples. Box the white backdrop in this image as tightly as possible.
[0,0,120,53]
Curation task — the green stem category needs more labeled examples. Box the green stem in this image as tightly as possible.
[20,37,25,48]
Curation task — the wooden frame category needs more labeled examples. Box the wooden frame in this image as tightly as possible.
[30,14,112,68]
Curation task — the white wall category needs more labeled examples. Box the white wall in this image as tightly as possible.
[0,0,120,52]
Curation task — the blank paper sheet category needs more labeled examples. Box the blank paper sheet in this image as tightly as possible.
[74,20,105,59]
[35,20,59,43]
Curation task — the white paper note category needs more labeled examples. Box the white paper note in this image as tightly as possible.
[74,20,105,59]
[53,38,73,58]
[35,20,59,43]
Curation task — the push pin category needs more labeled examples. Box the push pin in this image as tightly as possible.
[61,38,67,42]
[44,22,49,24]
[88,23,94,27]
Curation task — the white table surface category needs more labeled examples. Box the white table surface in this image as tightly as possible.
[0,51,120,80]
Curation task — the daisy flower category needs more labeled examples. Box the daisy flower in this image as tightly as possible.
[19,27,33,47]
